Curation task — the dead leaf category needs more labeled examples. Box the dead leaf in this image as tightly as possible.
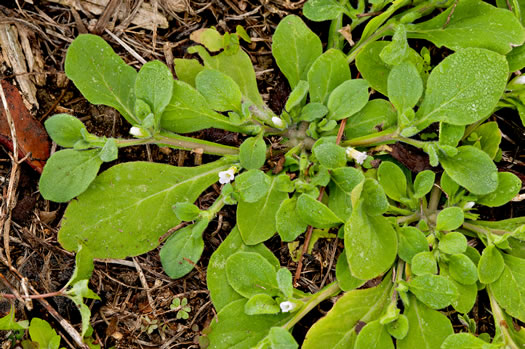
[0,80,50,173]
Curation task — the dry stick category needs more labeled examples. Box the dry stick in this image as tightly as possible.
[0,80,19,267]
[132,257,157,316]
[293,118,348,286]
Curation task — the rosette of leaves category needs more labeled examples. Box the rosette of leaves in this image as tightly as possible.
[38,1,525,347]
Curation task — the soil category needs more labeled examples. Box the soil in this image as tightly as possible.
[0,1,523,348]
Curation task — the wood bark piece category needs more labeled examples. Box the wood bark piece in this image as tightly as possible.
[0,24,38,108]
[48,0,169,30]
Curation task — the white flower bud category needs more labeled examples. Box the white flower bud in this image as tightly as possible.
[464,201,475,209]
[271,116,285,129]
[346,147,368,165]
[129,126,148,138]
[279,301,296,313]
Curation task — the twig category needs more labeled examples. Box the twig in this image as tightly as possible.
[320,236,339,289]
[104,28,147,64]
[0,80,19,267]
[132,257,157,316]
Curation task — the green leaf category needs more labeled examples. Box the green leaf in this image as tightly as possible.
[439,123,464,148]
[29,318,61,349]
[285,80,309,111]
[207,299,290,348]
[336,250,366,291]
[276,268,293,298]
[135,60,173,122]
[65,34,137,124]
[39,149,103,203]
[226,252,279,298]
[276,198,307,242]
[407,274,458,309]
[397,296,453,349]
[303,0,345,21]
[441,333,500,349]
[508,44,525,72]
[411,251,437,275]
[190,28,224,52]
[308,49,351,104]
[327,79,369,120]
[244,294,280,315]
[196,69,242,112]
[345,200,397,280]
[477,172,522,207]
[99,138,118,163]
[272,15,322,89]
[67,245,95,286]
[439,146,499,195]
[329,167,364,221]
[44,114,86,148]
[173,202,200,221]
[344,99,397,139]
[398,227,429,263]
[268,327,298,349]
[0,307,28,330]
[436,207,464,231]
[415,49,508,128]
[378,161,407,201]
[439,232,468,254]
[190,45,264,107]
[413,170,435,199]
[302,276,392,349]
[207,227,280,312]
[296,193,343,228]
[469,121,501,159]
[441,265,477,314]
[448,253,478,285]
[239,137,266,170]
[300,103,328,122]
[174,58,204,87]
[161,80,243,133]
[478,245,505,284]
[490,254,525,322]
[387,61,423,112]
[238,175,288,244]
[160,220,207,279]
[234,170,270,203]
[312,142,347,169]
[355,320,394,349]
[356,41,425,96]
[386,315,409,340]
[359,178,389,216]
[58,157,233,258]
[380,24,409,66]
[440,171,459,199]
[406,0,525,55]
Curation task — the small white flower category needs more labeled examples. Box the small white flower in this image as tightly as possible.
[279,301,296,313]
[464,201,475,209]
[271,116,284,128]
[218,167,236,184]
[129,126,147,138]
[346,147,368,165]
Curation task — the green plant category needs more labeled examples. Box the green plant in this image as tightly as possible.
[170,297,192,320]
[35,0,525,347]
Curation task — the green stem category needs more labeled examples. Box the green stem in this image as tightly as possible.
[396,212,420,225]
[342,128,398,147]
[487,287,520,349]
[427,185,441,212]
[388,205,414,216]
[282,282,341,330]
